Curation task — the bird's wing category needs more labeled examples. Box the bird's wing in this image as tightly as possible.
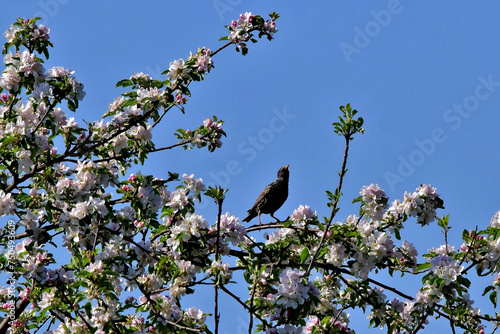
[248,182,273,211]
[242,187,270,222]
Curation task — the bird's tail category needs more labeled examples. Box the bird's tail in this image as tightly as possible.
[242,211,256,222]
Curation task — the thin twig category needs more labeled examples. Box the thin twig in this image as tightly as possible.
[248,277,257,334]
[92,133,213,164]
[31,99,58,135]
[92,223,100,255]
[214,193,223,334]
[306,133,351,277]
[411,312,429,334]
[449,312,457,334]
[210,41,234,57]
[151,105,174,128]
[243,234,274,262]
[444,224,449,253]
[365,275,414,301]
[337,275,374,309]
[458,226,478,268]
[151,134,212,153]
[218,285,267,326]
[32,315,51,334]
[332,305,347,325]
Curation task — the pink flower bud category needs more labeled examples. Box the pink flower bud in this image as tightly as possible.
[203,118,213,128]
[29,187,38,197]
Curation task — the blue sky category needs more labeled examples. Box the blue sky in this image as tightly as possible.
[2,1,500,333]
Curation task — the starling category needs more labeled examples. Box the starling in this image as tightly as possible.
[242,165,289,225]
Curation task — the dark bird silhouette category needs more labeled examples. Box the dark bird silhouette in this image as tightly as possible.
[242,165,289,225]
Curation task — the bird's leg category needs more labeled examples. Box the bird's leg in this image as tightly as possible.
[258,212,262,225]
[271,213,280,222]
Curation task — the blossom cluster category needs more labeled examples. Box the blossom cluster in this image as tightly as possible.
[224,11,279,55]
[174,115,226,152]
[291,204,317,225]
[261,268,320,332]
[229,12,255,44]
[205,260,233,284]
[359,183,389,220]
[303,314,351,334]
[3,18,51,57]
[274,268,318,310]
[217,212,247,246]
[190,47,213,73]
[385,184,444,226]
[1,52,85,108]
[0,48,85,181]
[429,254,463,286]
[167,47,213,87]
[338,218,400,279]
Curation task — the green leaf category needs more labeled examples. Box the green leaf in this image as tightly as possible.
[462,229,471,241]
[394,228,401,240]
[166,172,179,182]
[325,190,333,200]
[352,195,363,204]
[121,98,138,107]
[67,99,76,112]
[490,290,497,308]
[457,275,471,288]
[204,185,228,203]
[415,262,431,273]
[116,79,132,87]
[483,285,495,296]
[83,301,92,318]
[437,215,449,230]
[300,247,310,263]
